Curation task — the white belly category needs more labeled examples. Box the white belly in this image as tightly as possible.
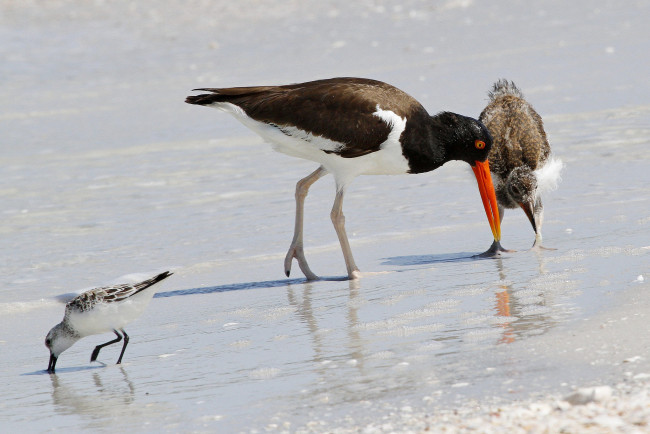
[211,102,411,188]
[69,291,154,337]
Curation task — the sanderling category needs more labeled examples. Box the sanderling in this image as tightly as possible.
[45,271,172,373]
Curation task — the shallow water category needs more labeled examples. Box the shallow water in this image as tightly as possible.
[1,1,649,431]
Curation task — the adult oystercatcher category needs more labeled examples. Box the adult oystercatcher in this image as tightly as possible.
[186,77,501,280]
[45,271,172,373]
[478,79,563,251]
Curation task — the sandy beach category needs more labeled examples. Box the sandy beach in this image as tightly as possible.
[1,1,649,432]
[289,279,650,433]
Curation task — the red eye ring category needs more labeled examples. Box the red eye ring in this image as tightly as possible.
[475,140,486,150]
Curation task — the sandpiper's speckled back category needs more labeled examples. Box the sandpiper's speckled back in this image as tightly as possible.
[65,271,172,315]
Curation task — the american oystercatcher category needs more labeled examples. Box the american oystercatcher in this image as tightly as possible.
[45,271,172,373]
[186,77,501,280]
[478,80,563,251]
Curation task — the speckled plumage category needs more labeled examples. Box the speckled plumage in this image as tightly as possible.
[479,79,562,247]
[65,273,169,314]
[480,80,549,202]
[45,271,172,373]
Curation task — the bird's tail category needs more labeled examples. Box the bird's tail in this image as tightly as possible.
[185,86,277,106]
[185,92,223,106]
[132,271,173,295]
[488,79,524,101]
[185,89,222,105]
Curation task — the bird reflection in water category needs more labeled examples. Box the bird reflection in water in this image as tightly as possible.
[49,367,135,419]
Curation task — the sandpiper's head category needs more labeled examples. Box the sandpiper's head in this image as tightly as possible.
[45,323,79,374]
[505,166,539,233]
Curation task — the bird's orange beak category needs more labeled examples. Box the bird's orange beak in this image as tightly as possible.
[472,160,501,242]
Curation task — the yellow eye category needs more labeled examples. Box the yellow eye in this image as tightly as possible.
[475,140,486,150]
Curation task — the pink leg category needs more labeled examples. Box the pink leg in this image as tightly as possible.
[284,166,327,280]
[331,188,361,280]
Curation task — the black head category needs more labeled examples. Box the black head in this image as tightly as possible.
[434,112,493,165]
[431,112,501,242]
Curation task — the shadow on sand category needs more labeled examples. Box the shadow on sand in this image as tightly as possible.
[23,364,105,376]
[381,251,486,267]
[154,275,350,298]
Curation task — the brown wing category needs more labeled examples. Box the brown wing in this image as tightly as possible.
[187,77,427,158]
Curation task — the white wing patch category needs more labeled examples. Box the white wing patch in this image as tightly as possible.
[372,105,407,148]
[535,156,564,196]
[314,107,410,189]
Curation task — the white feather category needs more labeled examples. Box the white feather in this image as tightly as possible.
[535,156,564,196]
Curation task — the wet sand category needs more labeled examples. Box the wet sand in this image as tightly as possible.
[288,280,650,432]
[1,1,649,432]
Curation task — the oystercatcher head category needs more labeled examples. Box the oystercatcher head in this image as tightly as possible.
[186,77,501,279]
[479,79,563,251]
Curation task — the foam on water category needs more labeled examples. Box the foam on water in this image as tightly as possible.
[0,299,57,315]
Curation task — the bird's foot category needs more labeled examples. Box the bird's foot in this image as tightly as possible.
[349,269,362,280]
[90,348,100,362]
[284,244,319,281]
[341,270,392,281]
[476,240,514,258]
[530,243,556,251]
[530,235,556,251]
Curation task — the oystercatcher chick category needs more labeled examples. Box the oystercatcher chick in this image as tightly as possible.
[186,77,501,280]
[45,271,172,373]
[478,80,563,251]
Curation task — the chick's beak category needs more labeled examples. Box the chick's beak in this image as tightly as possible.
[518,201,537,234]
[472,160,501,242]
[48,353,57,374]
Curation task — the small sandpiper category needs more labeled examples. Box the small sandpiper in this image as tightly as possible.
[186,77,501,280]
[478,79,563,252]
[45,271,172,373]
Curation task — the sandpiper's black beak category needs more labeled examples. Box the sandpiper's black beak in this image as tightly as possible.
[472,160,501,242]
[47,353,57,374]
[518,201,537,234]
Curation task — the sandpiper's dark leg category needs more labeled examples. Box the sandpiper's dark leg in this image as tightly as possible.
[331,187,361,280]
[90,330,122,362]
[284,166,327,280]
[116,329,129,364]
